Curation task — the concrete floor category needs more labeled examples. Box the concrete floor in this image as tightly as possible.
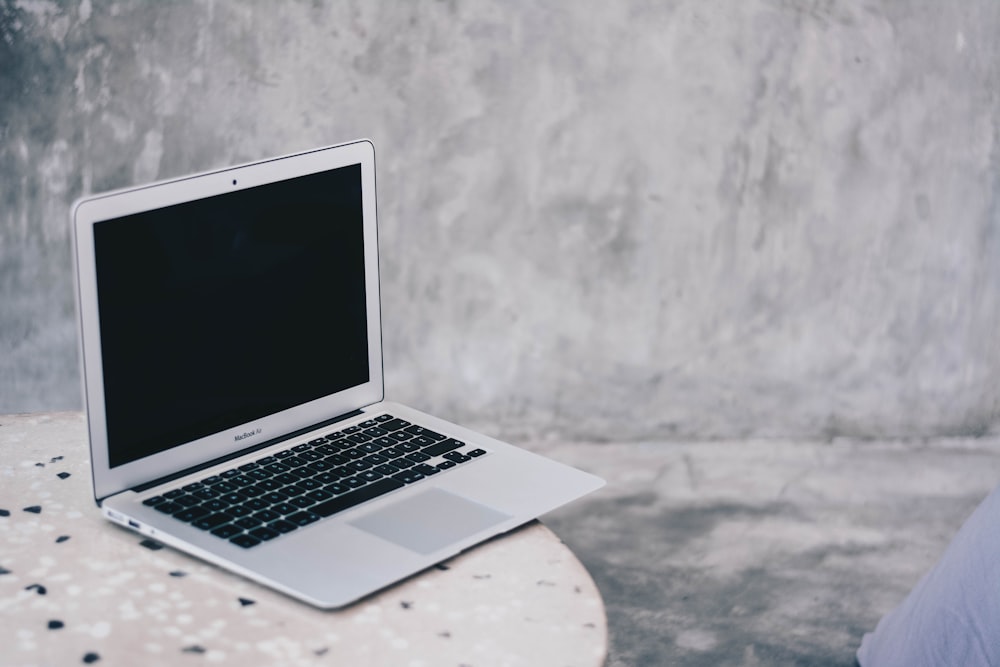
[528,436,1000,667]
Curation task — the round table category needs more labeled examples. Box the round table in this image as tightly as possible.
[0,412,607,666]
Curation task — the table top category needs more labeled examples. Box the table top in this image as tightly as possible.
[0,412,607,667]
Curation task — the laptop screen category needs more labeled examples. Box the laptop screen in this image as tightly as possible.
[93,164,370,468]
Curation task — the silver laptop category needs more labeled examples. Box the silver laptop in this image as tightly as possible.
[72,140,604,608]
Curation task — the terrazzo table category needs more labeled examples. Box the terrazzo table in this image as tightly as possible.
[0,412,607,667]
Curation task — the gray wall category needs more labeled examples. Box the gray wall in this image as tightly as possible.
[3,0,999,441]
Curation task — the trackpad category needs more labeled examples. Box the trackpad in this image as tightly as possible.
[349,488,511,555]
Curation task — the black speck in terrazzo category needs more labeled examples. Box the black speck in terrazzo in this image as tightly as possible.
[401,600,412,609]
[168,570,187,577]
[0,509,9,517]
[56,535,70,543]
[238,597,255,606]
[48,620,65,630]
[314,648,329,656]
[25,583,47,595]
[182,645,206,654]
[536,579,556,586]
[438,631,452,639]
[51,456,64,463]
[23,505,42,514]
[57,472,71,479]
[472,574,491,580]
[0,567,10,575]
[82,652,100,663]
[139,539,164,550]
[35,462,45,468]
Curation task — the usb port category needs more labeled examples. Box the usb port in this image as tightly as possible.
[128,519,140,529]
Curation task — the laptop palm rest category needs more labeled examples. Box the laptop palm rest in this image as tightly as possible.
[349,488,511,555]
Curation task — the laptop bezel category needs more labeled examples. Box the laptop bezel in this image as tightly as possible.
[73,140,384,503]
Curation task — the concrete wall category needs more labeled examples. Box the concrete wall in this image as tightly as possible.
[2,0,999,441]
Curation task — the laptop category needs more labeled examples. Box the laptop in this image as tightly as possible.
[71,139,604,609]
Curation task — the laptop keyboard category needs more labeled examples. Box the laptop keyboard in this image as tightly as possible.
[139,414,487,549]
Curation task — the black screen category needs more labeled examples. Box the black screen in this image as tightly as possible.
[94,164,370,468]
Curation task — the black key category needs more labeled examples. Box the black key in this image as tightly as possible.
[256,479,282,491]
[468,448,487,457]
[270,520,298,534]
[437,460,457,470]
[343,425,361,434]
[257,456,277,466]
[237,463,258,472]
[203,499,229,512]
[295,478,321,491]
[282,455,306,467]
[360,419,379,428]
[201,475,222,484]
[265,463,291,474]
[332,466,353,478]
[314,472,340,485]
[193,488,219,501]
[154,501,183,514]
[220,492,249,504]
[381,418,410,431]
[374,464,400,476]
[382,446,403,458]
[261,491,289,505]
[398,441,421,453]
[175,494,202,507]
[422,438,465,457]
[174,506,210,522]
[246,498,269,511]
[290,496,318,509]
[211,524,242,539]
[405,452,431,463]
[363,427,388,437]
[192,512,233,530]
[242,485,266,498]
[374,413,394,422]
[293,443,312,452]
[214,482,238,494]
[272,502,298,515]
[253,509,281,522]
[236,516,263,530]
[324,430,344,440]
[311,478,405,518]
[220,469,241,479]
[299,450,323,462]
[347,433,372,444]
[306,489,333,502]
[391,470,425,484]
[325,482,350,495]
[231,475,256,488]
[274,473,300,486]
[182,482,203,492]
[358,470,383,483]
[388,431,412,442]
[443,451,472,463]
[410,435,436,448]
[230,534,261,548]
[342,476,366,488]
[392,457,418,469]
[142,496,166,507]
[306,439,326,447]
[247,469,270,481]
[358,442,381,453]
[344,448,366,460]
[274,449,295,459]
[307,460,335,472]
[348,460,373,472]
[286,511,320,527]
[315,444,338,456]
[373,437,395,448]
[328,438,353,450]
[412,464,440,476]
[404,425,445,440]
[164,489,184,499]
[363,453,389,465]
[227,505,253,517]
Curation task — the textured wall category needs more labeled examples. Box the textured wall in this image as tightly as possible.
[2,1,999,440]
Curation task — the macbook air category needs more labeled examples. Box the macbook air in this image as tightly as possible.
[72,139,604,608]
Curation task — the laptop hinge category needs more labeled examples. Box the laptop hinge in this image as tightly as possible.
[130,409,366,494]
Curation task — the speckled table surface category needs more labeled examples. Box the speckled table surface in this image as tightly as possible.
[0,412,607,667]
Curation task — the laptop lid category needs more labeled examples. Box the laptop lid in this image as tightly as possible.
[74,140,384,502]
